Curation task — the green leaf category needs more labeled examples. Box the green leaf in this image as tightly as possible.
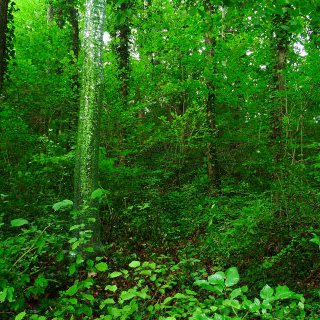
[91,188,106,200]
[230,288,242,299]
[15,312,26,320]
[66,281,79,296]
[230,299,241,309]
[105,285,117,292]
[53,199,73,211]
[225,267,240,287]
[275,286,293,299]
[120,289,137,301]
[310,233,320,246]
[82,293,94,301]
[7,287,14,302]
[109,271,122,278]
[260,285,274,300]
[173,293,188,299]
[10,218,29,227]
[140,269,152,276]
[208,271,225,286]
[0,288,7,303]
[95,262,108,272]
[163,297,173,304]
[100,298,115,309]
[129,261,141,268]
[69,263,77,275]
[185,289,198,296]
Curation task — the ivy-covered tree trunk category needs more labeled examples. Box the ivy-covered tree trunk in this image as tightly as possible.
[74,0,107,240]
[0,0,9,93]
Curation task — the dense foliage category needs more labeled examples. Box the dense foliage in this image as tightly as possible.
[1,0,320,318]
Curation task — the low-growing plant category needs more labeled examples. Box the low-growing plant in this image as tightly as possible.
[0,197,314,320]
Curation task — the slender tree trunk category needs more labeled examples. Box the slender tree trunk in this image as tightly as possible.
[116,1,131,108]
[111,1,132,167]
[47,4,54,23]
[70,4,80,60]
[74,0,107,244]
[204,2,221,191]
[69,2,80,102]
[310,5,320,50]
[270,6,290,163]
[0,0,9,93]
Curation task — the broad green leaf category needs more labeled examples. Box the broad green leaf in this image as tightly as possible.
[173,293,187,299]
[275,286,293,299]
[185,289,198,296]
[7,287,14,302]
[0,288,7,303]
[208,271,225,286]
[230,299,241,309]
[261,299,272,310]
[249,298,261,312]
[310,233,320,246]
[120,289,137,301]
[66,281,79,296]
[69,263,77,275]
[225,267,240,287]
[163,297,173,304]
[100,298,115,309]
[53,199,73,211]
[104,298,115,304]
[91,188,106,200]
[109,271,122,278]
[105,285,117,292]
[10,219,29,227]
[95,262,108,272]
[230,288,242,299]
[82,293,94,301]
[140,269,152,276]
[129,261,141,268]
[137,287,150,299]
[260,285,274,300]
[15,312,26,320]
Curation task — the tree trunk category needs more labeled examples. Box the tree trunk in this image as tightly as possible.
[206,82,221,190]
[270,5,290,163]
[204,2,221,191]
[0,0,9,93]
[116,1,131,108]
[69,2,80,102]
[74,0,107,244]
[70,4,80,60]
[310,5,320,50]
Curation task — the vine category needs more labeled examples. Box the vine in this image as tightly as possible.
[4,0,18,81]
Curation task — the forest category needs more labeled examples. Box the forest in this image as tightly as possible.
[1,0,320,318]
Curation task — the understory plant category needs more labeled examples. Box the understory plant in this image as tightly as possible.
[0,197,311,320]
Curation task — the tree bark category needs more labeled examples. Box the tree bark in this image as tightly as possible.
[204,2,221,191]
[69,4,80,60]
[116,1,131,108]
[310,5,320,50]
[270,5,290,163]
[0,0,9,93]
[69,2,80,103]
[74,0,107,243]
